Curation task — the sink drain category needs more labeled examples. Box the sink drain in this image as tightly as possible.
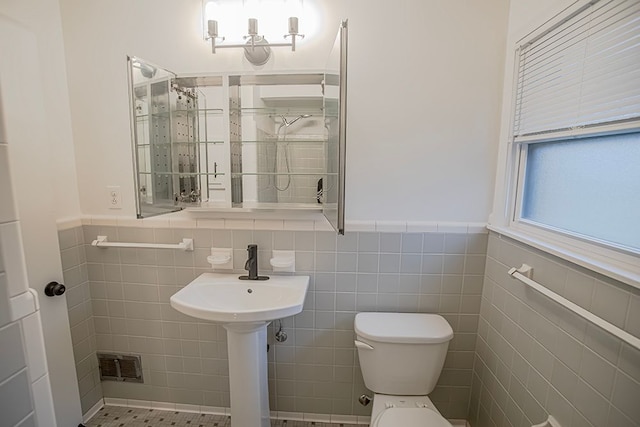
[247,288,253,293]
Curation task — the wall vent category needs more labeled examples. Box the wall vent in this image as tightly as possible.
[97,353,143,383]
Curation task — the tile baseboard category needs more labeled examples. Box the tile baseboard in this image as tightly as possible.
[99,398,372,424]
[83,399,106,423]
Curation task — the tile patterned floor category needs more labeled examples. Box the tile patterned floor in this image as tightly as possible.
[85,406,368,427]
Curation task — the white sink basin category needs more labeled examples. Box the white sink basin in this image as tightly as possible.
[170,273,309,323]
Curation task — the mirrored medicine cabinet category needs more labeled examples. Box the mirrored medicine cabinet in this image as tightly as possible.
[127,21,347,233]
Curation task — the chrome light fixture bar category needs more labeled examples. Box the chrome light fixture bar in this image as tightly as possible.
[206,17,304,64]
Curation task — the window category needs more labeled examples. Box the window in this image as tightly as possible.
[521,132,640,252]
[504,0,640,282]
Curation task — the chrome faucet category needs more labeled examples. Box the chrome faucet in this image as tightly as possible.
[239,244,269,281]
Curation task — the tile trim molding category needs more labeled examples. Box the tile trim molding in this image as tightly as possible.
[57,214,487,234]
[82,399,104,423]
[98,398,372,425]
[8,289,38,322]
[93,398,470,426]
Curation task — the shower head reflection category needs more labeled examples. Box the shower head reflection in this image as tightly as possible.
[280,114,312,127]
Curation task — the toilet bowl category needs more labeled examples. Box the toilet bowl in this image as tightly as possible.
[368,394,452,427]
[354,312,454,427]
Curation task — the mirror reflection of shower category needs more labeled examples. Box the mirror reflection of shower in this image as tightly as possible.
[273,114,312,191]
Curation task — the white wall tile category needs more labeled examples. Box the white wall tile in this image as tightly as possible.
[438,223,469,233]
[470,231,640,427]
[56,218,83,231]
[281,220,310,231]
[607,406,638,427]
[31,374,56,427]
[625,295,640,337]
[168,218,197,229]
[563,269,595,310]
[344,220,376,232]
[0,145,18,224]
[612,371,640,422]
[89,216,118,226]
[63,224,490,420]
[0,222,29,297]
[8,289,37,322]
[375,221,407,232]
[248,219,281,231]
[314,219,335,231]
[591,281,630,329]
[16,414,36,427]
[0,370,33,426]
[572,378,609,427]
[0,323,26,382]
[467,223,488,234]
[406,221,439,232]
[224,219,254,230]
[20,312,48,382]
[579,348,615,398]
[0,276,12,328]
[115,217,140,227]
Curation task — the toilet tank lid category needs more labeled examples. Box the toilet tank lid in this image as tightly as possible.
[354,313,453,344]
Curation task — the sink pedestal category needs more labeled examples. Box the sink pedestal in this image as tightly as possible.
[169,273,310,427]
[224,322,270,427]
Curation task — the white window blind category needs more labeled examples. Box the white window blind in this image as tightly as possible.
[514,0,640,140]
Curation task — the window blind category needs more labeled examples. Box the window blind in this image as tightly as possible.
[513,0,640,140]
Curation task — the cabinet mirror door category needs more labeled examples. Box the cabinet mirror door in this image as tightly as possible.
[322,20,348,234]
[128,57,225,218]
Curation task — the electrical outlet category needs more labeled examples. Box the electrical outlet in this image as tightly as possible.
[107,186,122,209]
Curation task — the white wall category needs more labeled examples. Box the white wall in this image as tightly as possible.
[59,0,509,223]
[0,0,81,220]
[0,2,84,425]
[342,0,509,222]
[0,44,38,424]
[490,0,578,225]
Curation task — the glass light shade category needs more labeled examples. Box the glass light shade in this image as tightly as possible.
[203,0,246,42]
[202,0,315,45]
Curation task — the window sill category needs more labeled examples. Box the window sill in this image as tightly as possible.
[487,224,640,290]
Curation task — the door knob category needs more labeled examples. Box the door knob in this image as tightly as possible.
[44,281,66,297]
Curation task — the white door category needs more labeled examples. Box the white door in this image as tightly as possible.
[0,14,83,427]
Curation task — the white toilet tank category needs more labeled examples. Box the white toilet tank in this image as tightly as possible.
[355,312,453,396]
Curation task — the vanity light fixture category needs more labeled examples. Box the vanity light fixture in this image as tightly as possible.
[205,13,304,65]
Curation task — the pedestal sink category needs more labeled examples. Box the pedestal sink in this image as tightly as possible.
[170,273,309,427]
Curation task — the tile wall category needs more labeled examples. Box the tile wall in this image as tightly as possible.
[2,142,55,426]
[469,232,640,427]
[58,226,102,413]
[58,224,488,419]
[257,140,325,204]
[0,322,34,426]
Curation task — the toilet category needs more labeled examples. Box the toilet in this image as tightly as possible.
[354,312,454,427]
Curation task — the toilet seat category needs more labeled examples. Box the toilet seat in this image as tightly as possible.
[372,407,452,427]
